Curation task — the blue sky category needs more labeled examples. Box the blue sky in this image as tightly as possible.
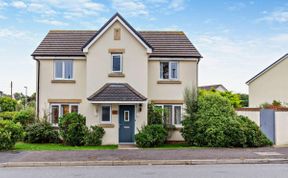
[0,0,288,95]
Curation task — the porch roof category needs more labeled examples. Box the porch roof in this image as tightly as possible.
[87,83,147,102]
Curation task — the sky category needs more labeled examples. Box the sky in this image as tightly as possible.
[0,0,288,95]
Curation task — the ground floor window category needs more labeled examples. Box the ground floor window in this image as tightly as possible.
[156,104,183,126]
[50,103,79,125]
[101,105,111,123]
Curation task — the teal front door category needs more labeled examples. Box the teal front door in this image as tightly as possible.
[119,105,135,143]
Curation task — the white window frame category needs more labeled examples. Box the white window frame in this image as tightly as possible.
[160,61,179,80]
[111,54,123,73]
[100,105,112,123]
[54,60,73,80]
[156,104,183,126]
[50,103,79,126]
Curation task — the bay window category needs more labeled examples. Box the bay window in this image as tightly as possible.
[157,104,182,126]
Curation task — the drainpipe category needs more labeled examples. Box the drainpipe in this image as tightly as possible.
[33,57,40,119]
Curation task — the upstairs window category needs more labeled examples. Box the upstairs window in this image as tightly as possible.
[160,61,178,80]
[54,60,73,80]
[112,54,122,72]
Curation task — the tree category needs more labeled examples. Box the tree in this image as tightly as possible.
[239,93,249,107]
[0,97,17,112]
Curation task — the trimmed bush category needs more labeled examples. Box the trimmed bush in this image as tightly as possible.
[24,121,59,143]
[0,97,17,112]
[84,126,105,146]
[59,113,87,146]
[135,125,168,148]
[13,108,35,127]
[0,120,23,150]
[0,111,17,120]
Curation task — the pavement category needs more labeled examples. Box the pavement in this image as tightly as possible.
[1,146,288,167]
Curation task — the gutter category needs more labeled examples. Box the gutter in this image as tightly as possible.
[33,56,40,118]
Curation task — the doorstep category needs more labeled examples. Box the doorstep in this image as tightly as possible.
[118,144,139,150]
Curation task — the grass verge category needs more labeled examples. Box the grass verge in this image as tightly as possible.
[15,142,117,151]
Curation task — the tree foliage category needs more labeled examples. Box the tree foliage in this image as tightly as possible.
[0,97,17,112]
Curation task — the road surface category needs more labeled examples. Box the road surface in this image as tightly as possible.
[1,164,288,178]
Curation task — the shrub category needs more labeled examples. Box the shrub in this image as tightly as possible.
[0,120,23,150]
[59,113,87,146]
[0,111,17,120]
[0,97,17,112]
[181,88,272,147]
[23,121,59,143]
[238,115,272,147]
[13,108,35,127]
[135,125,168,148]
[84,126,105,146]
[148,103,164,125]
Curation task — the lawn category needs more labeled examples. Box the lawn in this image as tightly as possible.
[15,142,118,151]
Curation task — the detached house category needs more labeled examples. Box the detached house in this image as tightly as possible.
[32,13,202,144]
[247,53,288,107]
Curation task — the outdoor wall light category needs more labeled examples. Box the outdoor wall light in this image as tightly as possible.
[138,104,143,112]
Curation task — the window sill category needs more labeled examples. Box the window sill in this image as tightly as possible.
[157,80,182,84]
[51,80,76,83]
[108,72,125,77]
[99,123,115,128]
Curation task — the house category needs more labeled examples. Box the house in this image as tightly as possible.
[246,53,288,107]
[32,13,202,145]
[199,84,228,92]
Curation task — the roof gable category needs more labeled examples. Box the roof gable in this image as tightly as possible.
[246,53,288,85]
[82,13,152,54]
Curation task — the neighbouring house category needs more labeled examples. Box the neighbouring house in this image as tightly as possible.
[246,53,288,107]
[32,13,202,145]
[0,91,3,97]
[199,84,228,92]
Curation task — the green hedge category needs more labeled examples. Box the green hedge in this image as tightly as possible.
[84,126,105,146]
[24,121,59,143]
[0,120,23,150]
[181,91,272,147]
[135,125,168,148]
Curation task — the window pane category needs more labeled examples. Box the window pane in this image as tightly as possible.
[55,61,63,78]
[51,106,59,124]
[112,55,121,72]
[61,105,69,116]
[102,106,111,122]
[64,60,73,79]
[160,62,169,79]
[71,105,78,113]
[171,62,178,79]
[164,105,172,125]
[124,111,129,122]
[174,106,181,125]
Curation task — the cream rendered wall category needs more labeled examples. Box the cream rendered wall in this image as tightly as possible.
[249,58,288,107]
[148,60,198,100]
[38,59,87,119]
[85,20,149,144]
[236,111,260,126]
[275,111,288,145]
[148,60,198,141]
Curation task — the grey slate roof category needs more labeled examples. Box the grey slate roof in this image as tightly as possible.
[32,31,202,58]
[87,83,147,102]
[199,84,228,91]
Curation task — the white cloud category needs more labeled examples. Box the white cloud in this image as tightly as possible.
[0,14,6,19]
[112,0,149,17]
[261,9,288,23]
[193,33,288,93]
[28,3,57,16]
[169,0,185,11]
[0,0,8,9]
[36,19,68,26]
[11,1,27,9]
[0,28,36,41]
[227,2,246,11]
